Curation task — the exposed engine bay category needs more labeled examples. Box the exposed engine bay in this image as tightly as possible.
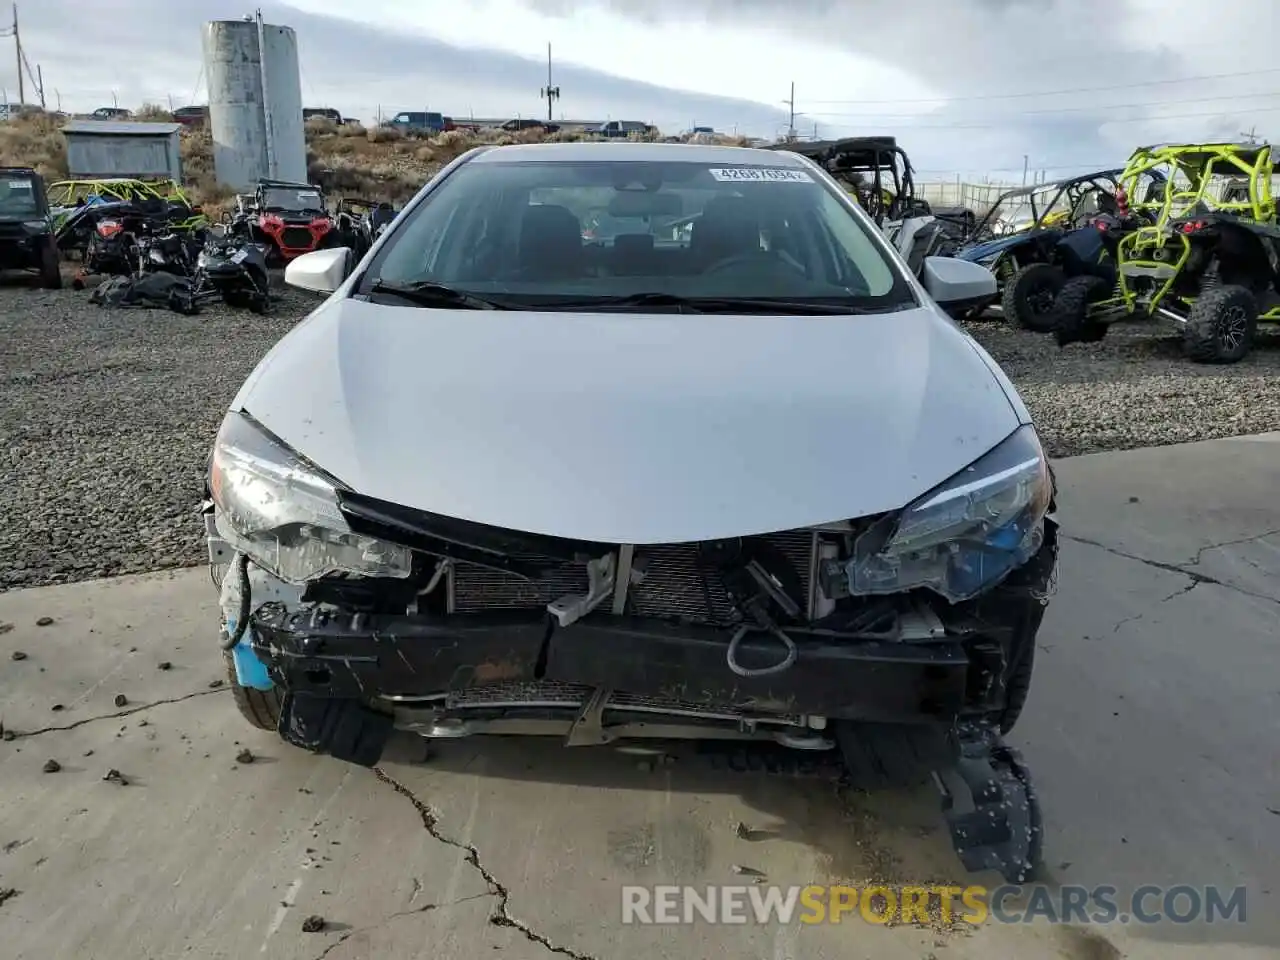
[205,487,1057,883]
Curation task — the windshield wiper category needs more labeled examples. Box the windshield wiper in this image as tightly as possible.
[367,279,511,311]
[539,291,890,314]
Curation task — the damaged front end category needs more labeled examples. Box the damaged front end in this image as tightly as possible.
[204,410,1058,882]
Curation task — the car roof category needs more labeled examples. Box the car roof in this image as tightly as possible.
[468,141,812,167]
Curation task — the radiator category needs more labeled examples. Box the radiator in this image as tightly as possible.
[450,531,816,624]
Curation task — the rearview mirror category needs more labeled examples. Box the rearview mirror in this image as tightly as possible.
[607,191,684,218]
[920,256,996,305]
[285,247,352,295]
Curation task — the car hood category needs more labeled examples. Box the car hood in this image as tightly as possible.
[233,299,1022,544]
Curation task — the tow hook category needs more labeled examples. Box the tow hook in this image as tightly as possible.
[934,721,1043,883]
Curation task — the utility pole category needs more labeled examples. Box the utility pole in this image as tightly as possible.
[12,4,21,105]
[540,43,560,124]
[1021,154,1029,186]
[1240,125,1259,144]
[786,81,796,140]
[34,62,42,108]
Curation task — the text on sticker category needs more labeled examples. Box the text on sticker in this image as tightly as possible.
[707,168,814,183]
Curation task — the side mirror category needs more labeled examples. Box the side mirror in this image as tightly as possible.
[920,255,997,305]
[284,247,352,294]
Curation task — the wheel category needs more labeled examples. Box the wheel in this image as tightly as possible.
[1053,275,1111,346]
[1002,262,1065,332]
[223,651,282,731]
[37,238,63,289]
[1182,284,1258,364]
[836,721,956,789]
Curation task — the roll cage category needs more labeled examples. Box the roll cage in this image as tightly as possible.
[766,136,922,226]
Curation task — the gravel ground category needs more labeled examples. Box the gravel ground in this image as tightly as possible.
[3,281,1280,590]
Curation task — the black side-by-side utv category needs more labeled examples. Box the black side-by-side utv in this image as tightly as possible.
[0,167,61,289]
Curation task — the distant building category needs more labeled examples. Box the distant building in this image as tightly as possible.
[62,120,184,180]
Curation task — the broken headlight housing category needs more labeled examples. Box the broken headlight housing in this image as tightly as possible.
[846,425,1052,603]
[208,410,412,583]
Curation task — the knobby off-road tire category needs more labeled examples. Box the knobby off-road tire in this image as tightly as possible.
[1052,275,1111,346]
[1003,262,1065,332]
[39,238,63,290]
[1182,283,1258,364]
[223,651,282,731]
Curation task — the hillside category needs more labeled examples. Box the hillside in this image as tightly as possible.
[0,109,749,209]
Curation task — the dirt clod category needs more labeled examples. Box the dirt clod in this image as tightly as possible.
[0,887,18,908]
[113,694,128,707]
[0,623,13,634]
[50,703,64,712]
[734,820,752,840]
[42,759,61,773]
[301,914,326,933]
[10,650,26,660]
[236,748,255,764]
[35,617,54,627]
[157,661,172,671]
[208,679,224,688]
[103,769,129,785]
[1,730,14,742]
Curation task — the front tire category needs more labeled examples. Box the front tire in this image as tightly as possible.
[1183,284,1257,364]
[223,652,282,731]
[1003,262,1065,332]
[1053,275,1111,346]
[837,722,956,789]
[38,237,63,289]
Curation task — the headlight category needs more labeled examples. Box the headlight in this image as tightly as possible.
[846,425,1053,603]
[208,411,413,583]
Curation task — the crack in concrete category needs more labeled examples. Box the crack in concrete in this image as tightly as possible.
[1062,534,1280,607]
[1187,528,1280,568]
[372,767,598,960]
[310,892,492,960]
[2,688,228,740]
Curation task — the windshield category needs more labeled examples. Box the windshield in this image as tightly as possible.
[366,157,911,311]
[0,175,40,217]
[261,186,324,213]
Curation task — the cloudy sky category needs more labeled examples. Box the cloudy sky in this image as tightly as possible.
[15,0,1280,179]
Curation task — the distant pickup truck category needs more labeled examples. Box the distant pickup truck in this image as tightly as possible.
[501,118,560,134]
[383,111,447,133]
[173,105,209,127]
[596,120,656,138]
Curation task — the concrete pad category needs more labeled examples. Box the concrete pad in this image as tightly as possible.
[2,436,1280,957]
[1052,434,1280,571]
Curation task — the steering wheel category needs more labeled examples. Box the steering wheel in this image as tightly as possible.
[702,251,803,276]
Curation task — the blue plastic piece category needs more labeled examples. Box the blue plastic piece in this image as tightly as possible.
[228,626,273,691]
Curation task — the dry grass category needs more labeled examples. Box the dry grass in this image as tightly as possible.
[1,111,755,208]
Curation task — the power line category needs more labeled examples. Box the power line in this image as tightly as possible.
[801,66,1280,106]
[802,90,1280,122]
[814,104,1280,132]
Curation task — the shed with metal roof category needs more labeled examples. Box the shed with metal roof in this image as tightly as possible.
[62,120,184,180]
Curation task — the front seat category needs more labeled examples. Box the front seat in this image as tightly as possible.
[690,196,761,268]
[517,203,584,280]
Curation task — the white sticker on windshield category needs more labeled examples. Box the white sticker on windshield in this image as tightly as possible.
[707,167,813,183]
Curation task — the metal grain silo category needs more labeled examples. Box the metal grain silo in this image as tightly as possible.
[202,14,307,191]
